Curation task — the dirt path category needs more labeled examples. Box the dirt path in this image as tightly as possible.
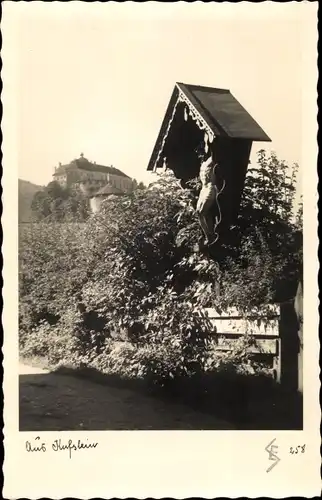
[19,363,234,431]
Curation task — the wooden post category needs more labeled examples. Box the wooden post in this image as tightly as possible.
[298,338,303,395]
[279,298,301,393]
[273,337,282,383]
[295,281,303,395]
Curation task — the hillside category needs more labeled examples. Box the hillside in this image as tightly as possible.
[19,179,43,222]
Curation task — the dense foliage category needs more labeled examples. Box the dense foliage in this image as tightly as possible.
[31,181,90,222]
[20,151,302,395]
[31,178,147,222]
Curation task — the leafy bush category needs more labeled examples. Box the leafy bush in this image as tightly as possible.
[31,181,90,222]
[19,150,302,391]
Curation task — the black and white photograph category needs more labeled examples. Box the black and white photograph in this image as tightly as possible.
[2,2,319,498]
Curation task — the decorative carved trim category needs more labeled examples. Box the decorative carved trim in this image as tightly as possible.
[153,95,181,172]
[152,89,217,172]
[178,90,215,144]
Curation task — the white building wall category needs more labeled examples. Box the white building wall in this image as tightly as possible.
[53,166,133,193]
[89,197,102,214]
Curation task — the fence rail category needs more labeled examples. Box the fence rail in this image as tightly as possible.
[205,299,302,394]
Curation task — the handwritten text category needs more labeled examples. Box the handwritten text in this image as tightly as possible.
[25,436,98,459]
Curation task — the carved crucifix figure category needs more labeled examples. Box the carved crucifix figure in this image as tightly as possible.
[196,145,225,246]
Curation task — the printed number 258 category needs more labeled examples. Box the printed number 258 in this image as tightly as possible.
[290,445,306,454]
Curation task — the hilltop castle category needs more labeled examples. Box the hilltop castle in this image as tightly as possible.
[53,153,133,196]
[53,154,134,212]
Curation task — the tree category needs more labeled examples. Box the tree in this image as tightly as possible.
[31,181,89,222]
[235,150,302,302]
[31,190,52,220]
[131,179,147,191]
[295,195,303,231]
[46,180,69,200]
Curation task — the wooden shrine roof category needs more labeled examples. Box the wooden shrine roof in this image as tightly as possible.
[147,82,271,172]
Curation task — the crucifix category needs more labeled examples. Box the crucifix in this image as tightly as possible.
[195,137,225,246]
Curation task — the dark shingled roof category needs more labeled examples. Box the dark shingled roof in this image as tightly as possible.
[147,82,271,171]
[53,156,131,178]
[177,82,271,141]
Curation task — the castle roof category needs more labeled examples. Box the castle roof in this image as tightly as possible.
[53,155,131,179]
[90,183,124,198]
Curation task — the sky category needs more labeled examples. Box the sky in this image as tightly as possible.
[4,2,318,192]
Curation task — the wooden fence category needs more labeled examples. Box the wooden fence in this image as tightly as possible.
[205,300,303,394]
